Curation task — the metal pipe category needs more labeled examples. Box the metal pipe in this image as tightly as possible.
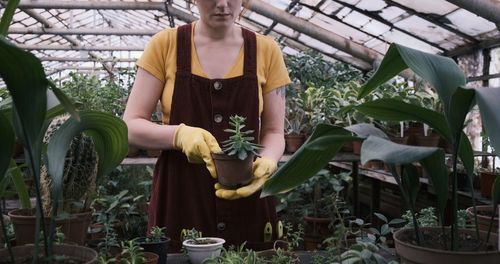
[445,0,500,27]
[18,44,144,51]
[8,27,159,36]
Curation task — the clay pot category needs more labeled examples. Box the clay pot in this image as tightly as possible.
[466,205,498,234]
[480,171,498,198]
[0,244,98,263]
[212,153,253,189]
[284,134,305,153]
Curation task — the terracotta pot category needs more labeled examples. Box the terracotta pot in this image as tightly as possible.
[466,206,498,234]
[394,227,500,264]
[0,244,98,263]
[137,236,171,264]
[341,140,354,152]
[303,215,331,250]
[352,140,362,155]
[284,134,305,153]
[212,153,253,189]
[143,251,160,264]
[389,135,409,145]
[480,171,498,198]
[8,208,92,246]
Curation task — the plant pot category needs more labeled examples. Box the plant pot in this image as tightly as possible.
[0,244,98,263]
[285,134,305,153]
[352,140,362,155]
[182,237,225,264]
[394,227,500,264]
[480,171,498,198]
[8,208,92,246]
[412,134,440,147]
[127,146,140,157]
[303,215,331,250]
[137,236,171,264]
[389,135,409,145]
[212,153,253,189]
[143,251,160,264]
[466,206,499,234]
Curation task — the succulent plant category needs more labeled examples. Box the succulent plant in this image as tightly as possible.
[222,115,263,160]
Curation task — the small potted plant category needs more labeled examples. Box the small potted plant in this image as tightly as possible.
[181,228,225,264]
[119,239,159,264]
[136,226,171,264]
[211,115,263,189]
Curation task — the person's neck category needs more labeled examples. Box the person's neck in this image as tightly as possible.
[195,21,238,41]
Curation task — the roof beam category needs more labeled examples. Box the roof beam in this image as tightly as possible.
[445,0,500,27]
[383,0,478,44]
[446,37,500,57]
[14,0,197,23]
[19,44,144,51]
[40,57,137,62]
[333,0,445,52]
[248,0,382,65]
[8,27,159,36]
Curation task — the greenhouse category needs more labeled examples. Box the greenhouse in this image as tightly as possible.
[1,0,500,263]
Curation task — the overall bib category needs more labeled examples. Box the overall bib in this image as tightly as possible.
[147,24,278,252]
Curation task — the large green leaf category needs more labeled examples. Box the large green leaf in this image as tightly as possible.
[345,123,388,139]
[361,136,448,218]
[358,44,408,99]
[475,88,500,157]
[0,36,47,174]
[0,0,19,36]
[0,113,15,183]
[261,124,356,197]
[6,160,31,209]
[49,82,80,122]
[354,99,474,190]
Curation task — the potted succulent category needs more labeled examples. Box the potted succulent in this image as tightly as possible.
[181,228,225,264]
[136,226,171,264]
[0,1,128,262]
[261,43,500,263]
[212,115,263,189]
[119,239,159,264]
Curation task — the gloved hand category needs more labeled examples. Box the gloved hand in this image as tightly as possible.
[173,124,222,177]
[215,157,278,200]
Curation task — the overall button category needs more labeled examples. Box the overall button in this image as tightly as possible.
[214,114,223,123]
[213,81,222,91]
[217,222,226,231]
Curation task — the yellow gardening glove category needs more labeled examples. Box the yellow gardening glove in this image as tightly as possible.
[173,124,222,178]
[215,157,278,200]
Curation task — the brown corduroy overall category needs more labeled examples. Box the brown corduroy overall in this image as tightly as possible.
[147,24,278,252]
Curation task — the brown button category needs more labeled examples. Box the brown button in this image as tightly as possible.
[213,81,222,91]
[217,222,226,231]
[214,114,223,123]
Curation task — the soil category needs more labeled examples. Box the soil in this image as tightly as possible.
[399,228,497,252]
[186,238,219,245]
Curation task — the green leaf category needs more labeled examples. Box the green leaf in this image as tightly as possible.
[421,150,449,221]
[475,88,500,157]
[47,111,128,215]
[49,82,80,122]
[0,36,47,176]
[358,44,408,99]
[402,164,421,207]
[261,124,355,196]
[7,160,31,209]
[373,212,388,223]
[491,175,500,211]
[0,0,20,36]
[0,113,15,183]
[346,123,389,139]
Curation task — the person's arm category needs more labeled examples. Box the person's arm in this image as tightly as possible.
[258,85,286,162]
[123,68,179,150]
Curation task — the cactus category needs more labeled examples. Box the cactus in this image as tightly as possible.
[40,115,98,215]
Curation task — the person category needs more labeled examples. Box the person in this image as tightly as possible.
[123,0,290,252]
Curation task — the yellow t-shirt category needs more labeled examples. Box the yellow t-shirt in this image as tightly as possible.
[136,23,291,124]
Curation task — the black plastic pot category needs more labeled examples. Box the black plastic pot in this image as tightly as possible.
[137,237,171,264]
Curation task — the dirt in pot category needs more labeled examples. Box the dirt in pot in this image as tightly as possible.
[400,229,497,251]
[186,238,220,245]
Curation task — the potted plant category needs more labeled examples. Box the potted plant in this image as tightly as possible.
[211,115,263,189]
[0,1,128,262]
[284,98,306,153]
[261,43,500,263]
[136,226,171,264]
[181,228,225,264]
[119,239,159,264]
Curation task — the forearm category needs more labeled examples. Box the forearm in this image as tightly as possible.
[258,130,285,162]
[126,118,179,150]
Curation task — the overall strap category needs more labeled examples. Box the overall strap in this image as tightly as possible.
[176,24,192,74]
[242,28,257,76]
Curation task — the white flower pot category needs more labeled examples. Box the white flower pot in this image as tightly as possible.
[182,237,225,264]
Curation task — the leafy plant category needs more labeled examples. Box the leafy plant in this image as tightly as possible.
[262,42,500,252]
[146,226,166,242]
[120,239,146,264]
[222,115,263,160]
[204,242,262,264]
[0,2,128,261]
[369,212,405,246]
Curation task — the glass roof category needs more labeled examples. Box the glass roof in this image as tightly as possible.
[1,0,499,78]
